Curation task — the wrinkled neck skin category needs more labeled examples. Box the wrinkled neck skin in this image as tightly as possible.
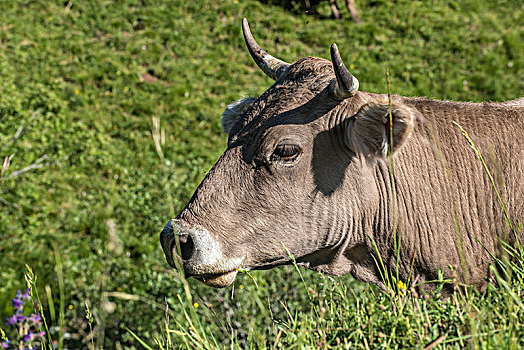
[299,154,409,292]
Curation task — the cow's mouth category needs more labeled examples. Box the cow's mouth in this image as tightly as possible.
[192,270,238,288]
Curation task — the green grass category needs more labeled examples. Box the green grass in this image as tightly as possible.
[0,0,523,348]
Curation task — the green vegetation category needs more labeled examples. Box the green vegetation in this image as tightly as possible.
[0,0,522,348]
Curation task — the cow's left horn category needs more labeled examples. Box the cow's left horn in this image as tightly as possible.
[242,18,290,81]
[330,44,359,99]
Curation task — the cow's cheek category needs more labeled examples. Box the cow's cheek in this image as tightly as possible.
[248,172,318,260]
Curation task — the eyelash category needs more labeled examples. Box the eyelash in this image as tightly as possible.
[270,144,302,164]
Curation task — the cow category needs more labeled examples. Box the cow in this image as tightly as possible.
[305,0,361,22]
[160,18,524,294]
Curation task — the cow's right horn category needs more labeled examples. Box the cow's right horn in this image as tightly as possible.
[330,44,359,99]
[242,18,290,81]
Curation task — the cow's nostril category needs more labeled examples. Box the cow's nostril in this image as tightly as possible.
[171,234,193,260]
[180,235,194,261]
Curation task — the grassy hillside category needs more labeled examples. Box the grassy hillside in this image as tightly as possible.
[0,0,522,348]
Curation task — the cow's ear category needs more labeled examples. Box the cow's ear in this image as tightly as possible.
[221,97,256,135]
[347,102,416,157]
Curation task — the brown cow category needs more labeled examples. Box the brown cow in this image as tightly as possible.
[305,0,362,22]
[161,19,524,294]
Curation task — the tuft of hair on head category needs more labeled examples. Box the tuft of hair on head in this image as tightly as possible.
[221,97,257,135]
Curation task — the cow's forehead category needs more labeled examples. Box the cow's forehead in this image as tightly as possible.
[231,57,337,140]
[279,56,335,85]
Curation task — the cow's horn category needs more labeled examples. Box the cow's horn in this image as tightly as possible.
[242,18,290,81]
[330,44,359,99]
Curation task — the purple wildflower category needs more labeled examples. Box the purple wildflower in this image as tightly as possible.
[23,331,34,342]
[4,287,45,348]
[11,296,23,311]
[6,314,17,325]
[22,288,30,300]
[27,313,41,324]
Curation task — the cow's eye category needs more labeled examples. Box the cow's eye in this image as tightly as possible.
[270,143,302,164]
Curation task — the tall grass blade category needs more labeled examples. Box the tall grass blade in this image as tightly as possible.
[282,243,311,299]
[126,328,155,350]
[490,265,524,311]
[24,266,54,348]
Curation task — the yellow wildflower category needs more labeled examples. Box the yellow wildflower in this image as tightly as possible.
[397,280,407,296]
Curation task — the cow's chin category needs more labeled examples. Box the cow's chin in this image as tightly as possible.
[194,270,238,288]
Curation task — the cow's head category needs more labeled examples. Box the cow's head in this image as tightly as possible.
[160,19,418,287]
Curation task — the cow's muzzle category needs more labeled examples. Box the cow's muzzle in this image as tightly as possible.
[159,219,244,288]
